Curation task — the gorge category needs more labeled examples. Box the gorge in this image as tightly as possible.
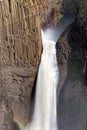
[25,15,75,130]
[0,0,87,130]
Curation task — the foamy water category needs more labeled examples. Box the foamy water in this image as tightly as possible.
[25,30,59,130]
[25,15,75,130]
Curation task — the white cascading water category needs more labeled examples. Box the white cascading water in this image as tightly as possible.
[26,30,59,130]
[25,15,75,130]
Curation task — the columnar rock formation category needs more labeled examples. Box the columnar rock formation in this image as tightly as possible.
[0,0,42,66]
[0,0,87,130]
[0,0,61,129]
[0,0,43,129]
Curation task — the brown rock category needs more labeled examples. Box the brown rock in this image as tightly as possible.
[0,99,20,130]
[0,0,42,128]
[0,0,62,129]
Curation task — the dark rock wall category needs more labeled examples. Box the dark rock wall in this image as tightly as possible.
[56,1,87,130]
[0,0,87,129]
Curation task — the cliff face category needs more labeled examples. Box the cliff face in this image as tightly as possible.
[0,0,87,130]
[57,0,87,96]
[57,0,87,98]
[63,0,87,38]
[0,0,62,129]
[57,1,87,130]
[0,99,20,130]
[0,0,43,129]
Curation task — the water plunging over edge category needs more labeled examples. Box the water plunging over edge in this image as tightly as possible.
[25,15,75,130]
[25,30,59,130]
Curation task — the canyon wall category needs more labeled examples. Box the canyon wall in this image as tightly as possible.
[0,0,62,129]
[56,1,87,130]
[0,0,42,129]
[0,0,87,130]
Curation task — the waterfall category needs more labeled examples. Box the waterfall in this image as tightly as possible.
[25,15,75,130]
[26,30,59,130]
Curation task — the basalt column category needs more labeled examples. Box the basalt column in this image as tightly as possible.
[0,0,42,128]
[0,0,63,129]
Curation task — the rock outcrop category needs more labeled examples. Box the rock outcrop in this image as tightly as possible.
[0,0,87,130]
[0,0,43,128]
[0,98,20,130]
[57,23,87,130]
[56,1,87,130]
[0,0,62,129]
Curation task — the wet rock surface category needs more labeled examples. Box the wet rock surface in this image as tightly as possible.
[0,0,87,129]
[57,22,87,130]
[56,1,87,130]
